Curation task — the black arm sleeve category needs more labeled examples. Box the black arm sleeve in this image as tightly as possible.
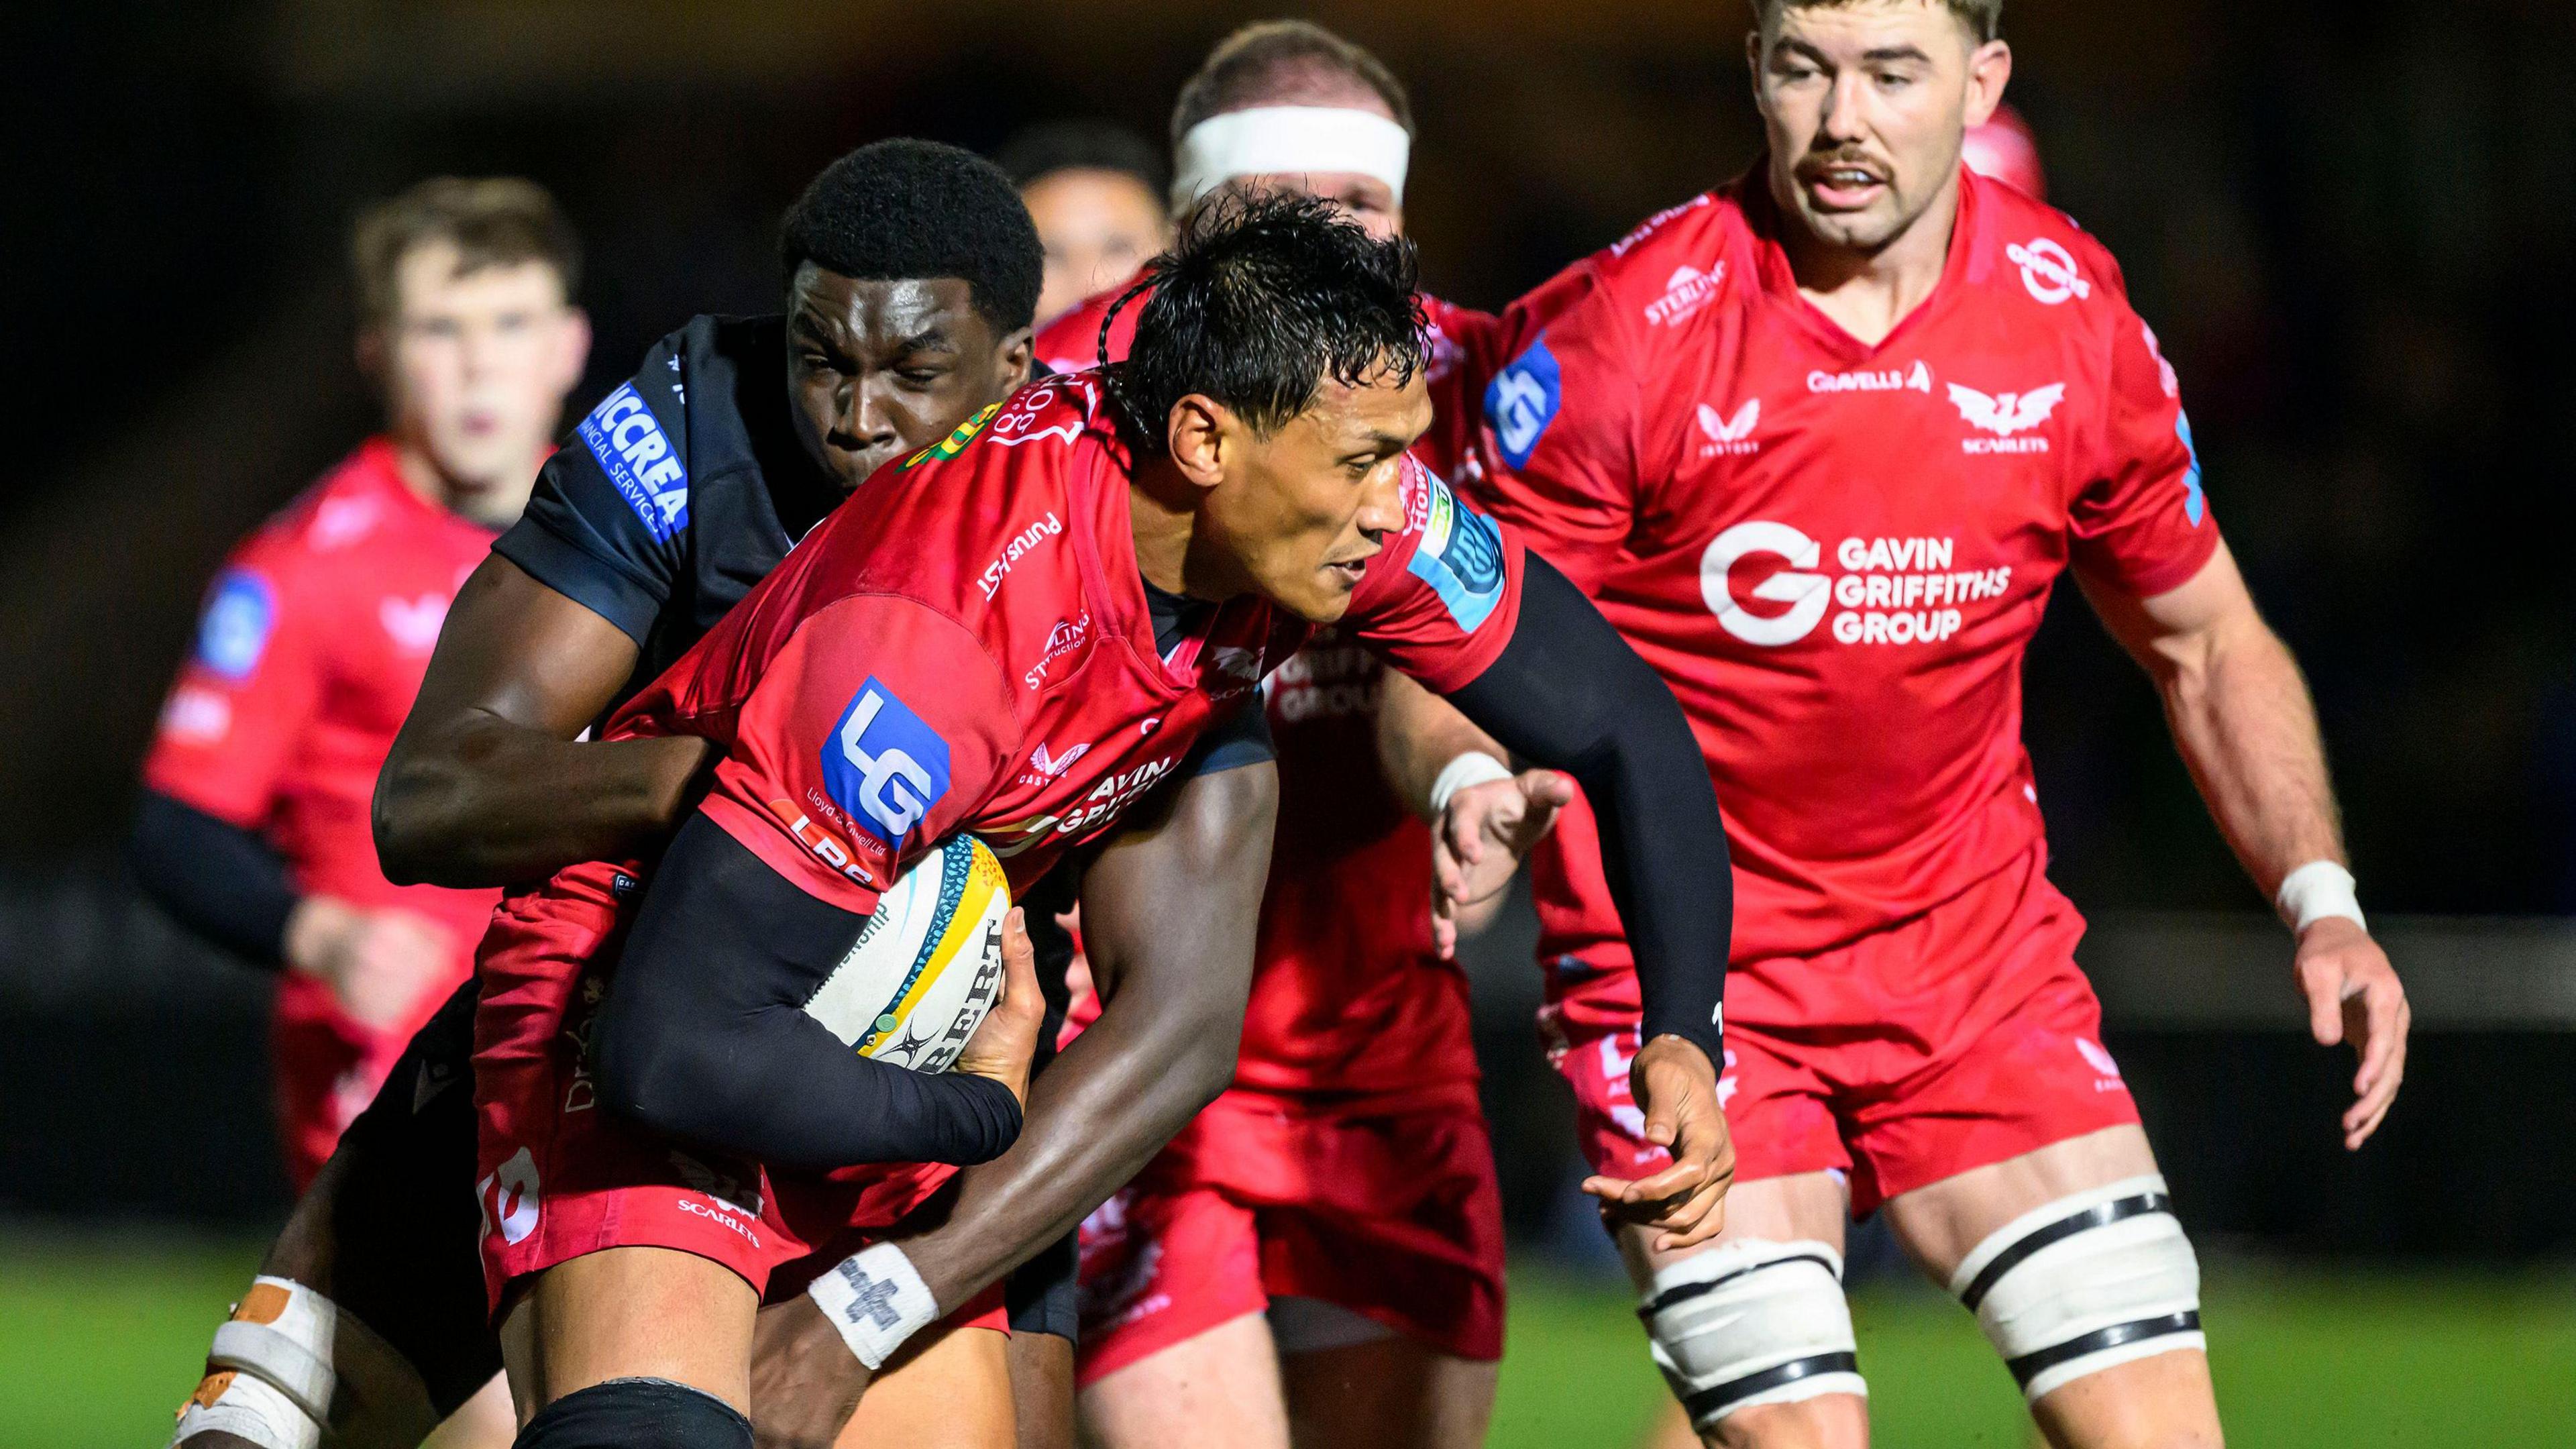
[592,814,1022,1171]
[129,789,299,967]
[1445,553,1730,1061]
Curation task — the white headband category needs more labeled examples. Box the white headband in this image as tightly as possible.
[1170,105,1411,211]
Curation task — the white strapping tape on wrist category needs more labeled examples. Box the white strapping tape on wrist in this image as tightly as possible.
[2274,860,2365,934]
[1171,105,1411,210]
[807,1242,941,1371]
[1428,751,1513,818]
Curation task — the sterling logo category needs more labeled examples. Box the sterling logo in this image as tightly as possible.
[2008,237,2092,305]
[1644,262,1726,327]
[1700,521,1831,646]
[1695,398,1760,457]
[1810,361,1932,394]
[1948,382,2065,453]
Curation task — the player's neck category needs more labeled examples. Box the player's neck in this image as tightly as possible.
[1127,459,1240,604]
[1780,173,1962,349]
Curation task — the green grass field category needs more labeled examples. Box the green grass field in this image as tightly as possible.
[4,1237,2569,1448]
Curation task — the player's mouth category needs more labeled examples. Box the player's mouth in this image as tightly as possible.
[457,409,500,439]
[1798,157,1891,211]
[1323,558,1368,589]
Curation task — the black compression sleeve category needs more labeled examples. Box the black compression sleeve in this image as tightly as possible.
[1445,554,1730,1061]
[592,815,1023,1171]
[129,789,299,967]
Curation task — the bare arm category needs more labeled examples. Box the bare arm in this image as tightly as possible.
[1377,671,1563,952]
[2080,539,2408,1147]
[372,554,712,887]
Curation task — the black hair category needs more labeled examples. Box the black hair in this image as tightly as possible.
[1106,192,1424,457]
[991,120,1170,205]
[779,138,1043,335]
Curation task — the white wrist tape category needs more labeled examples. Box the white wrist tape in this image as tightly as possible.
[2274,860,2365,934]
[1428,751,1513,817]
[807,1242,941,1370]
[1171,105,1411,210]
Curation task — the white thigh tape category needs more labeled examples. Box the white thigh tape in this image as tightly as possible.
[808,1242,941,1371]
[1639,1239,1866,1426]
[170,1371,321,1449]
[1947,1175,2205,1401]
[1171,105,1412,209]
[193,1276,437,1448]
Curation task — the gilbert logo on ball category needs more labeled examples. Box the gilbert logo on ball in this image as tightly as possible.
[802,835,1012,1074]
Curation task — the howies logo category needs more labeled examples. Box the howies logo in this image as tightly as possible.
[577,383,690,543]
[2008,237,2092,305]
[820,680,951,847]
[903,400,1002,470]
[979,513,1064,598]
[1810,361,1933,394]
[1485,338,1563,470]
[1701,522,2015,647]
[1644,262,1726,327]
[1695,398,1760,456]
[1947,382,2065,453]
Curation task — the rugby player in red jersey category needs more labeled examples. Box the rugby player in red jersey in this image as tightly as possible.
[1391,3,2410,1446]
[1028,23,1517,1449]
[998,121,1173,331]
[480,195,1734,1449]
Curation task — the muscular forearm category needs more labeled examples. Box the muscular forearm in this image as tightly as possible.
[374,716,710,887]
[900,763,1275,1314]
[1378,671,1511,822]
[2157,614,2344,898]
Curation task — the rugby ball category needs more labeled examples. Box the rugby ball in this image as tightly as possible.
[801,835,1012,1074]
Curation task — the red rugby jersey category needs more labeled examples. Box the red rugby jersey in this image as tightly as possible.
[592,372,1522,941]
[142,439,504,1002]
[1036,292,1509,1099]
[1477,167,2218,984]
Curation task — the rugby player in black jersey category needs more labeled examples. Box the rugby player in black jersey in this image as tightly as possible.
[173,140,1278,1449]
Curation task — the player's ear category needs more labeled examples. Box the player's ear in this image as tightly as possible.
[1964,40,2012,129]
[551,307,593,396]
[996,327,1034,393]
[1164,394,1230,492]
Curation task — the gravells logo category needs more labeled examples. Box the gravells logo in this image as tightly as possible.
[821,679,952,847]
[1485,338,1563,470]
[1700,522,2014,647]
[577,383,690,542]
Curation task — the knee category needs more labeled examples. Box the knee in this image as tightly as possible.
[1708,1391,1868,1449]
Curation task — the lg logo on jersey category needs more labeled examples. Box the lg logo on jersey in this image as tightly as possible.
[1701,523,2014,647]
[822,680,953,847]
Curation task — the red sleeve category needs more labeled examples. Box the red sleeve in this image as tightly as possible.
[1344,460,1527,694]
[1473,262,1647,592]
[696,593,1023,912]
[2069,289,2222,598]
[140,540,325,828]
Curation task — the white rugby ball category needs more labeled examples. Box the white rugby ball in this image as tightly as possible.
[801,835,1011,1074]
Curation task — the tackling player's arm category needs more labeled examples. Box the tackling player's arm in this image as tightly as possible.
[2078,545,2406,1148]
[373,555,711,887]
[749,722,1276,1449]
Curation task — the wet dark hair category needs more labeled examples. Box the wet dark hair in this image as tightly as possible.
[779,138,1043,335]
[992,119,1169,204]
[1106,191,1423,457]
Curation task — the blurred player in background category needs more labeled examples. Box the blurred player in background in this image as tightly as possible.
[1030,23,1525,1449]
[996,120,1171,333]
[132,178,587,1194]
[1393,1,2410,1445]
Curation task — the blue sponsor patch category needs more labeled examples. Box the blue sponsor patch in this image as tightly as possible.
[576,383,690,543]
[1407,476,1507,634]
[1484,337,1563,470]
[196,569,275,679]
[820,678,953,848]
[2176,411,2206,527]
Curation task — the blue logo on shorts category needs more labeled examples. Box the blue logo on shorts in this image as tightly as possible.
[2176,411,2206,527]
[1485,337,1563,470]
[1407,476,1507,634]
[821,680,952,847]
[196,570,275,679]
[577,383,690,542]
